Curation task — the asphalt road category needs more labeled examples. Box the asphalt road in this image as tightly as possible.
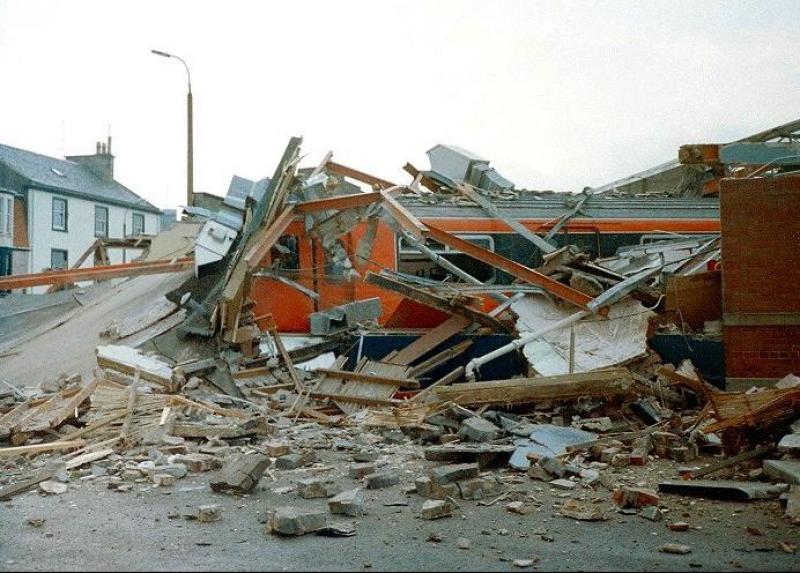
[1,462,797,572]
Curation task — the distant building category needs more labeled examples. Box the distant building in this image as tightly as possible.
[0,138,161,292]
[160,209,178,232]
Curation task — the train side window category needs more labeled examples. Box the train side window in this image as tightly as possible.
[397,235,496,283]
[271,235,300,272]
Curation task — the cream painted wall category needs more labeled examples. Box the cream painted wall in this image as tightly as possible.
[27,188,159,293]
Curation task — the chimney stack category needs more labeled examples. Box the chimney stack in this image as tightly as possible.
[67,140,115,182]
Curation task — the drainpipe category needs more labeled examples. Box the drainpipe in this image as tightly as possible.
[464,309,590,380]
[464,265,661,380]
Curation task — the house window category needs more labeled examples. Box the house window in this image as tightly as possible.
[95,206,109,238]
[51,248,68,270]
[52,197,68,231]
[132,213,145,235]
[0,196,12,236]
[397,234,496,283]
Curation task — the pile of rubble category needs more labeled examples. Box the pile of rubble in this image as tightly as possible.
[1,137,798,557]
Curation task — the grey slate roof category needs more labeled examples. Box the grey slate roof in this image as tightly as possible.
[0,143,160,213]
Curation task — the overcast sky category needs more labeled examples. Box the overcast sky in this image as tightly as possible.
[0,0,798,210]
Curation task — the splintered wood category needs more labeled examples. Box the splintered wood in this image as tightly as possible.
[432,368,634,407]
[363,402,435,429]
[0,378,98,441]
[312,358,412,415]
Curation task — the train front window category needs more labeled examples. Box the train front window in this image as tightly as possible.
[397,235,496,283]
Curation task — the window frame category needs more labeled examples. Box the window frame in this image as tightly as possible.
[396,233,497,283]
[131,212,145,236]
[52,197,68,232]
[50,248,68,270]
[0,195,12,237]
[94,205,109,238]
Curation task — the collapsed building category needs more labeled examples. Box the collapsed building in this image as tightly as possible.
[0,120,798,553]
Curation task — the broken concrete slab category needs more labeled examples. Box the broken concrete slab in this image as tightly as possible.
[328,488,365,517]
[265,440,291,457]
[298,478,341,499]
[778,433,800,456]
[509,424,597,471]
[419,477,459,500]
[152,473,177,487]
[420,499,454,520]
[365,471,400,489]
[660,543,691,555]
[458,417,500,442]
[763,459,800,485]
[457,475,503,501]
[172,453,218,472]
[196,504,222,523]
[612,487,659,509]
[268,506,327,536]
[638,506,663,521]
[348,463,375,479]
[559,498,606,521]
[274,450,315,470]
[39,481,68,495]
[424,444,516,468]
[658,479,789,501]
[430,463,480,485]
[549,479,577,491]
[210,453,270,494]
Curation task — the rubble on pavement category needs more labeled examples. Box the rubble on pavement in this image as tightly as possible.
[1,134,798,551]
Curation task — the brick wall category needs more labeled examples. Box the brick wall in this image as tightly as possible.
[721,176,800,379]
[13,198,27,247]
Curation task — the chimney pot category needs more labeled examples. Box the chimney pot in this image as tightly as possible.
[96,142,101,154]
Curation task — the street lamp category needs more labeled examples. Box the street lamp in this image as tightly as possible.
[151,49,193,207]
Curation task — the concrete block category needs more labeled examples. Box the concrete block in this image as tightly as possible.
[458,417,500,442]
[430,463,479,485]
[275,450,314,470]
[349,463,375,479]
[268,506,327,536]
[328,488,365,517]
[365,471,400,489]
[420,499,453,520]
[196,505,222,522]
[763,459,800,485]
[778,434,800,456]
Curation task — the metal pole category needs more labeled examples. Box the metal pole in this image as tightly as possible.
[151,50,193,207]
[187,89,193,206]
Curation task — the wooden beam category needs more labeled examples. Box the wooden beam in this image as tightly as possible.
[402,162,442,193]
[0,257,193,290]
[686,444,775,479]
[0,440,86,458]
[325,160,398,190]
[309,391,402,407]
[364,272,509,332]
[409,366,464,404]
[388,315,471,366]
[432,368,633,407]
[458,183,556,254]
[46,239,102,293]
[244,205,297,269]
[408,340,473,378]
[295,191,383,214]
[425,224,595,311]
[380,189,428,241]
[314,368,419,390]
[0,463,66,500]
